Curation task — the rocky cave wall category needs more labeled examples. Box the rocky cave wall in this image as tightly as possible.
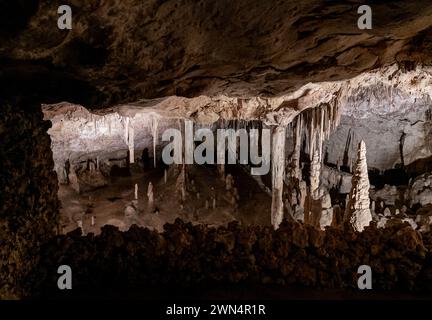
[0,99,59,299]
[2,1,432,106]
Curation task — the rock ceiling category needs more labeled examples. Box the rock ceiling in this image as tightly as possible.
[1,0,432,107]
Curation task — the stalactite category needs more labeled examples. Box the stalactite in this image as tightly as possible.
[319,107,324,161]
[271,125,286,229]
[124,117,129,146]
[295,116,303,179]
[128,119,135,164]
[184,119,193,164]
[150,116,159,168]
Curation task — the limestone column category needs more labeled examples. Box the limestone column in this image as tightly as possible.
[271,125,286,229]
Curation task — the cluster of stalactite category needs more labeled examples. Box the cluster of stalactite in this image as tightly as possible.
[279,101,345,230]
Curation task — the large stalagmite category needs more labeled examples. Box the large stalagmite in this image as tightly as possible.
[344,140,372,232]
[271,126,286,229]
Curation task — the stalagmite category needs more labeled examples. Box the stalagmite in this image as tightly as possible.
[150,116,159,167]
[147,182,154,210]
[310,150,321,200]
[134,183,138,200]
[205,200,209,209]
[212,197,216,209]
[344,141,372,232]
[271,125,286,229]
[91,216,95,226]
[77,220,83,235]
[164,169,167,184]
[384,207,391,216]
[225,174,234,191]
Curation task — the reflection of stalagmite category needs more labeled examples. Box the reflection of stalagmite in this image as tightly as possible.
[344,141,372,232]
[271,125,286,229]
[147,182,154,210]
[310,150,321,200]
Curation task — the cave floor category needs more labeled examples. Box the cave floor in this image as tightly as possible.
[58,164,272,234]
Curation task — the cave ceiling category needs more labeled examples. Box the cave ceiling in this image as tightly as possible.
[1,0,432,107]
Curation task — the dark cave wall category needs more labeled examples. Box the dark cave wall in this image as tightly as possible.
[0,100,59,299]
[35,220,432,297]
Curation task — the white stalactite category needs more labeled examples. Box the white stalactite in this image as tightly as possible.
[151,116,159,168]
[271,125,286,229]
[319,107,324,161]
[292,115,302,180]
[128,119,135,163]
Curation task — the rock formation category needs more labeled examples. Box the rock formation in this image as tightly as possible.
[344,141,372,232]
[271,126,286,229]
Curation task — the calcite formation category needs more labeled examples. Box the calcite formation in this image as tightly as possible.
[407,173,432,207]
[271,126,286,229]
[345,141,372,232]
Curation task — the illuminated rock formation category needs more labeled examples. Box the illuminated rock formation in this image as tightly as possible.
[344,141,372,232]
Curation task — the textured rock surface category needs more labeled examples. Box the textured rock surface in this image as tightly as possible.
[325,65,432,171]
[370,184,402,206]
[0,100,59,299]
[31,220,432,297]
[2,1,432,105]
[407,173,432,207]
